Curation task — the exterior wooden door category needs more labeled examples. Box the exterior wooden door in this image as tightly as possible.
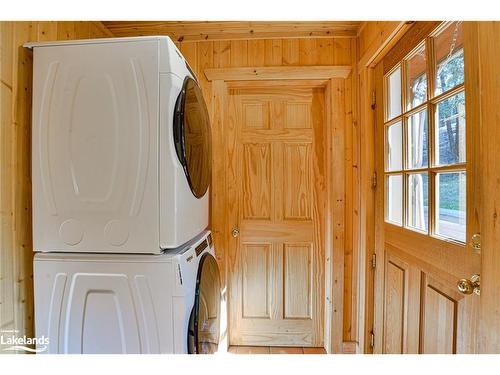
[373,22,481,354]
[226,83,326,347]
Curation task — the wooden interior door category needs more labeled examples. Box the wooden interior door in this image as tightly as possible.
[226,82,326,347]
[373,22,481,354]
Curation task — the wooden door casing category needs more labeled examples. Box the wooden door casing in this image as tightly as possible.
[226,83,327,347]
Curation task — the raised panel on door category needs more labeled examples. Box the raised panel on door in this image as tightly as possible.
[382,253,408,354]
[227,84,326,347]
[285,101,312,129]
[283,243,312,319]
[421,280,456,353]
[242,143,272,220]
[283,143,312,221]
[241,244,271,319]
[241,100,269,130]
[419,273,477,354]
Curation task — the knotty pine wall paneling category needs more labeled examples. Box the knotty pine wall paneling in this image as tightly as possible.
[174,37,358,350]
[355,21,411,353]
[0,21,113,346]
[1,25,360,352]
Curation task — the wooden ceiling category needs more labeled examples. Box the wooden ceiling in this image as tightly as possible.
[101,21,362,42]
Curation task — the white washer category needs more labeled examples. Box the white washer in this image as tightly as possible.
[33,231,221,354]
[26,36,211,253]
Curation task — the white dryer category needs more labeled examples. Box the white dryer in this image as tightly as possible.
[26,36,211,253]
[33,231,221,354]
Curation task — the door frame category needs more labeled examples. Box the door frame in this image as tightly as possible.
[356,22,413,353]
[205,65,350,353]
[474,21,500,354]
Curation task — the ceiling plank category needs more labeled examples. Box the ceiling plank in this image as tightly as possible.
[102,21,361,41]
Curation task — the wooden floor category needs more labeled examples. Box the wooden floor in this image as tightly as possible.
[228,346,326,354]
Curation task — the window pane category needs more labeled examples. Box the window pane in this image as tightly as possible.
[406,45,427,109]
[407,110,428,169]
[386,121,402,171]
[407,173,429,232]
[434,22,464,95]
[435,91,466,165]
[386,174,403,225]
[435,172,466,242]
[387,67,402,120]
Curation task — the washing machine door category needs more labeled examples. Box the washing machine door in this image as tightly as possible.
[173,77,212,199]
[188,253,221,354]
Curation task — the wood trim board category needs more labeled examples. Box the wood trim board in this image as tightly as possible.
[205,66,351,81]
[102,21,361,41]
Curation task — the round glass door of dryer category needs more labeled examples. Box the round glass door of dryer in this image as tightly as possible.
[173,77,212,198]
[188,253,221,354]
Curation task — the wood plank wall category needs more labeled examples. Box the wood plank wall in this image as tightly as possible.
[355,21,408,353]
[6,21,497,354]
[476,21,500,354]
[173,37,358,349]
[357,21,407,68]
[0,21,113,344]
[0,23,360,350]
[102,21,360,41]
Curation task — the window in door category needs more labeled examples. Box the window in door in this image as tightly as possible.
[383,21,466,243]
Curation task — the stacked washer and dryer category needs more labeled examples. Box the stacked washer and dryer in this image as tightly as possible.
[25,37,221,354]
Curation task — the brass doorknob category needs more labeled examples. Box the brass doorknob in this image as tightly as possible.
[457,274,480,295]
[231,227,240,238]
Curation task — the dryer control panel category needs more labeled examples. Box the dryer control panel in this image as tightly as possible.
[195,240,208,257]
